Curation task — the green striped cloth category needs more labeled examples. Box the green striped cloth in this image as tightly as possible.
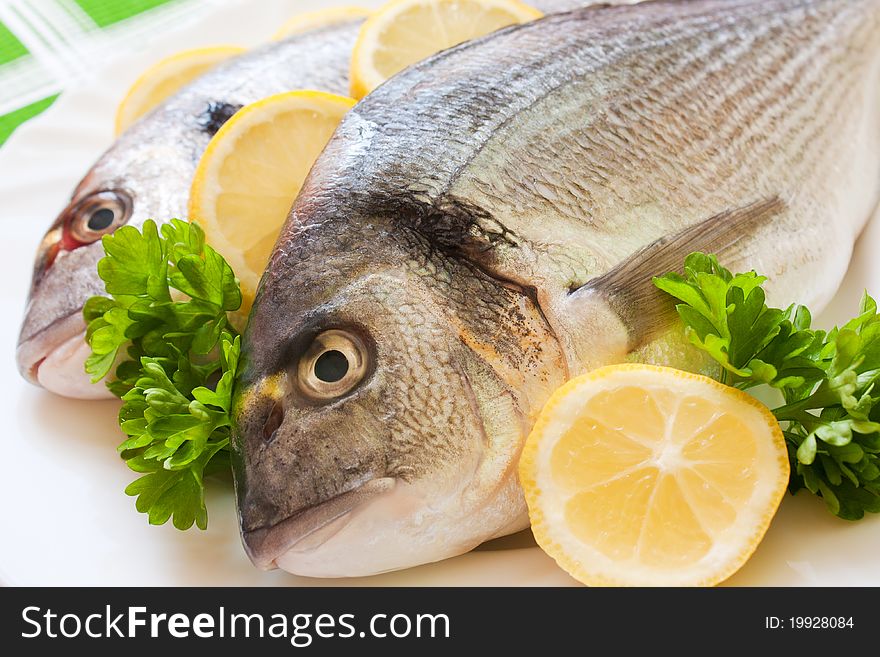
[0,0,214,146]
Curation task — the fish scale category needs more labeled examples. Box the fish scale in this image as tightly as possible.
[234,0,880,578]
[446,1,878,299]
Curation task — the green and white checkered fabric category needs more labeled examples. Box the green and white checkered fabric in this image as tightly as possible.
[0,0,216,146]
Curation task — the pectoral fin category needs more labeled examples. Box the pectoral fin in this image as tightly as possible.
[574,196,786,351]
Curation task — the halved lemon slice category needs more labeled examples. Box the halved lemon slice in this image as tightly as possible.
[350,0,543,98]
[272,5,373,40]
[519,364,789,587]
[115,45,245,134]
[188,90,355,310]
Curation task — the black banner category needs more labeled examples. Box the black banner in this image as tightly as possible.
[0,587,872,653]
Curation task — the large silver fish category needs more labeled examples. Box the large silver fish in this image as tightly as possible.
[15,18,364,399]
[234,0,880,577]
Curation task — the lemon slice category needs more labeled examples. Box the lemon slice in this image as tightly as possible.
[519,364,789,587]
[350,0,543,98]
[115,45,245,135]
[188,90,356,310]
[272,5,373,40]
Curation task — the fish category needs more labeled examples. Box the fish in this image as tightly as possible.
[234,0,880,577]
[15,17,365,399]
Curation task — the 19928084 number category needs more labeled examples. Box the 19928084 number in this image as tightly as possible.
[790,617,854,629]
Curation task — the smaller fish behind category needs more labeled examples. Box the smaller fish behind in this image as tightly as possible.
[15,18,364,399]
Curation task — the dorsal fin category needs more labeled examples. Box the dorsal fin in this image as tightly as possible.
[576,196,787,350]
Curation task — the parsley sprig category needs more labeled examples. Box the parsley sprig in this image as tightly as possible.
[84,219,242,530]
[655,253,880,520]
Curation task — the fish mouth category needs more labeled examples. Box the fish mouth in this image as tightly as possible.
[16,310,113,399]
[241,477,396,570]
[17,311,85,385]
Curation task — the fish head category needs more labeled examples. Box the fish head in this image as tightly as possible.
[16,127,194,399]
[233,200,567,577]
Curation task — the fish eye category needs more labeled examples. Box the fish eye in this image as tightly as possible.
[68,190,132,243]
[297,329,370,401]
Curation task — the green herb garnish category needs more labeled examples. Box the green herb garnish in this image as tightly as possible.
[84,219,242,530]
[655,253,880,520]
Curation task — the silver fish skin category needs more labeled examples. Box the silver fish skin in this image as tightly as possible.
[234,0,880,577]
[15,19,363,399]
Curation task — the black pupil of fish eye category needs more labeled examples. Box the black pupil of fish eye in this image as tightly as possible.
[87,207,116,231]
[314,350,349,384]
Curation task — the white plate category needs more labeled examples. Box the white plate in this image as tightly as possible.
[1,0,879,587]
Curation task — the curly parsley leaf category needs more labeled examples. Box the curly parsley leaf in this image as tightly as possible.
[655,253,880,520]
[84,219,241,530]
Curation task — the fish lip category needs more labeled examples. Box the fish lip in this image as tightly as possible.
[16,310,86,385]
[241,477,396,570]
